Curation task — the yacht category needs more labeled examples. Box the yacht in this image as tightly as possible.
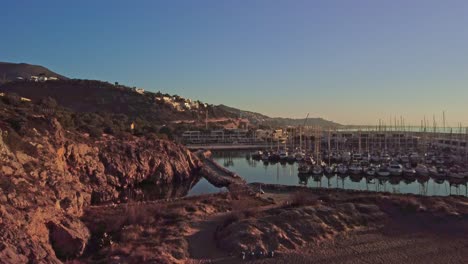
[365,166,377,177]
[298,163,310,174]
[381,153,391,162]
[311,165,323,175]
[377,165,390,177]
[337,164,348,174]
[388,163,403,176]
[409,152,421,164]
[294,151,305,162]
[342,152,352,163]
[348,163,363,175]
[370,153,380,163]
[448,167,468,179]
[415,164,429,176]
[287,153,296,162]
[279,150,288,161]
[399,154,410,164]
[324,165,335,175]
[352,153,363,161]
[252,150,263,160]
[402,165,416,177]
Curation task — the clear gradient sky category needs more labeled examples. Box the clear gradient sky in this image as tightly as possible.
[1,0,468,125]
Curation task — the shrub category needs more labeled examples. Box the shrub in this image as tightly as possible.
[159,126,173,140]
[3,93,21,106]
[289,190,316,207]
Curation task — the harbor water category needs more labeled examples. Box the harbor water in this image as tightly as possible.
[191,150,468,197]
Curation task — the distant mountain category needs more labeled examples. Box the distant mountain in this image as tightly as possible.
[217,104,342,128]
[0,62,68,83]
[217,104,269,122]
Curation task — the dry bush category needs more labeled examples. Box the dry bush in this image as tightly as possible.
[398,198,424,214]
[289,190,317,207]
[231,197,264,211]
[220,212,242,229]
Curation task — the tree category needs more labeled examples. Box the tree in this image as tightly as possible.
[159,126,173,140]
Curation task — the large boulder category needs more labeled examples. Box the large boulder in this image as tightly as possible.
[47,220,90,260]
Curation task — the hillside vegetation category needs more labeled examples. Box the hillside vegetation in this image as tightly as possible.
[0,62,67,83]
[1,80,237,136]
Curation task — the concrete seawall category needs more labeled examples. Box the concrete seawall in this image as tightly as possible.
[187,144,268,150]
[195,150,253,194]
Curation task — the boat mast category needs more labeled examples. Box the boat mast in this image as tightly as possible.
[328,128,331,165]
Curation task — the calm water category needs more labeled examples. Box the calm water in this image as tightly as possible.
[187,177,228,196]
[193,150,467,197]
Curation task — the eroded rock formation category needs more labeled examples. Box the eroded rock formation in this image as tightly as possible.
[0,113,201,262]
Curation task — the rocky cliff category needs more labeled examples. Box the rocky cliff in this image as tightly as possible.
[0,102,202,262]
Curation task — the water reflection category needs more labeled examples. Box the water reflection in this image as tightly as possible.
[212,150,468,197]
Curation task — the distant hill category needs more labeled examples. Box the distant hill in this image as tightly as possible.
[0,62,341,128]
[0,62,68,83]
[217,104,342,128]
[0,79,236,126]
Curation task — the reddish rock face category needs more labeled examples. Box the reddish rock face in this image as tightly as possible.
[0,113,202,262]
[47,220,89,260]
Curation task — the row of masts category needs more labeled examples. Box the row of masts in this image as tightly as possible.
[267,123,468,164]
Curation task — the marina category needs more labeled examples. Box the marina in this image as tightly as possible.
[194,150,468,197]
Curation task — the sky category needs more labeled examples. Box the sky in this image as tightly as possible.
[1,0,468,126]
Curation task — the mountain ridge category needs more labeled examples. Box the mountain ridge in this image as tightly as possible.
[217,104,342,128]
[0,62,341,128]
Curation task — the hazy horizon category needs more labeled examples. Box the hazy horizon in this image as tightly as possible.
[2,0,468,126]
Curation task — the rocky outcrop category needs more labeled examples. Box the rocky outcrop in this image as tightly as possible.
[0,112,202,263]
[47,220,89,260]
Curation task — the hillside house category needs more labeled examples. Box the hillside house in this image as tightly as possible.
[133,88,145,94]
